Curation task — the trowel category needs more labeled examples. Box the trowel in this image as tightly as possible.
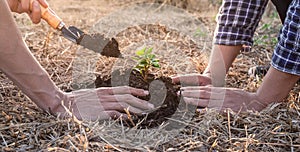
[30,1,122,58]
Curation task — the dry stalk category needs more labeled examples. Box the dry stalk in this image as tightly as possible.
[124,107,136,127]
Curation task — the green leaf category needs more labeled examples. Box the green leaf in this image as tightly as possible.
[139,59,148,64]
[152,60,159,64]
[147,54,155,59]
[132,56,141,61]
[151,59,159,62]
[134,46,161,74]
[136,48,146,56]
[152,62,160,68]
[145,47,153,54]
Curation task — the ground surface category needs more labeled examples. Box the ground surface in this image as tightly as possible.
[0,0,299,151]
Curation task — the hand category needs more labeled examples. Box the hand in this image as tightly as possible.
[7,0,48,23]
[52,86,154,121]
[172,74,212,86]
[181,86,269,113]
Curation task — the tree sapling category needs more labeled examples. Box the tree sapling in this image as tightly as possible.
[132,47,160,80]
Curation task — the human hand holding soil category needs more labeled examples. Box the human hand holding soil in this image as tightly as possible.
[180,67,299,113]
[52,87,154,121]
[180,86,267,113]
[7,0,48,23]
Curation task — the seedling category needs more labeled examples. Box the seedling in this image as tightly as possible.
[132,47,160,80]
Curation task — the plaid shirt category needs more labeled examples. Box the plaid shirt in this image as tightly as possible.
[214,0,300,76]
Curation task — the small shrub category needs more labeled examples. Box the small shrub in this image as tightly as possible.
[132,47,160,80]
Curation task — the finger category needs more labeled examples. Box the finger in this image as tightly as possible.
[71,104,122,121]
[82,111,123,121]
[183,97,225,111]
[181,89,226,100]
[183,97,209,107]
[29,0,41,24]
[97,86,149,96]
[101,94,154,110]
[101,101,144,114]
[37,0,49,8]
[181,90,210,99]
[173,74,212,86]
[127,87,149,96]
[182,86,226,94]
[21,0,30,13]
[171,76,180,84]
[172,74,199,85]
[181,86,209,91]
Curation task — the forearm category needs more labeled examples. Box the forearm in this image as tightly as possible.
[204,45,242,87]
[0,1,62,112]
[0,42,63,112]
[207,0,268,87]
[256,67,300,104]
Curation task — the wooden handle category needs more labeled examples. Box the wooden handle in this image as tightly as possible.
[30,0,62,29]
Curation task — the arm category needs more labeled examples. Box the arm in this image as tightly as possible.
[181,0,300,112]
[181,67,299,112]
[172,45,241,87]
[203,45,242,87]
[256,67,299,104]
[0,0,59,111]
[173,0,268,87]
[0,1,153,120]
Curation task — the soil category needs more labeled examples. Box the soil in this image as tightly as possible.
[102,38,121,57]
[95,69,181,128]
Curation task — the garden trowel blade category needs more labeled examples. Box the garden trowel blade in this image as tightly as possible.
[67,26,122,58]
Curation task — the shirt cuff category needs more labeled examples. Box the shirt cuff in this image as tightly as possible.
[272,44,300,76]
[214,25,255,46]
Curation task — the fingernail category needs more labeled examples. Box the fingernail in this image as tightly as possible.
[148,103,154,109]
[144,90,149,95]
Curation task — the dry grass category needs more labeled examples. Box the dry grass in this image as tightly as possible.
[0,0,299,151]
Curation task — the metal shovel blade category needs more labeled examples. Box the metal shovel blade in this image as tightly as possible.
[66,26,122,58]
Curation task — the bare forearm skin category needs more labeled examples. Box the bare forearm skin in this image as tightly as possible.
[256,67,300,104]
[204,45,242,87]
[0,1,62,112]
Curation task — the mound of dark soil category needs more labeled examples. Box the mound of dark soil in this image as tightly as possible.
[95,69,180,128]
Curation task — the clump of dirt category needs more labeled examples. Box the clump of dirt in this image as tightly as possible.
[95,69,181,128]
[102,38,121,57]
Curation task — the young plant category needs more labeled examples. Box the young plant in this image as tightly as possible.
[132,47,160,80]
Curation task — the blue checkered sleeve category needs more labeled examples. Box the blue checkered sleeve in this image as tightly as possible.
[214,0,269,46]
[271,0,300,76]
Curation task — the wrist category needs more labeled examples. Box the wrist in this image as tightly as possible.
[256,67,299,105]
[253,92,272,107]
[40,89,74,119]
[244,92,269,111]
[45,89,74,118]
[47,90,67,114]
[32,88,66,113]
